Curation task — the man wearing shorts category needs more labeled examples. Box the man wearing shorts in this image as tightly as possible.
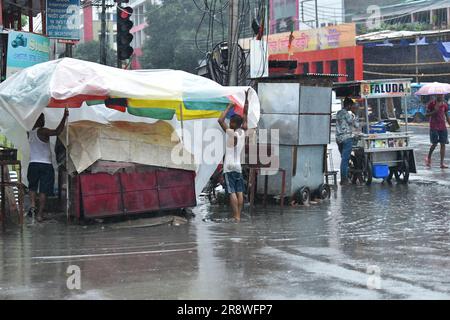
[218,91,249,222]
[28,109,69,222]
[425,95,450,168]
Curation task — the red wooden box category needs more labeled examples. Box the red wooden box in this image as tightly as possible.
[72,166,196,219]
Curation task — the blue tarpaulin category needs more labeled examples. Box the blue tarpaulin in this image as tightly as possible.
[438,42,450,62]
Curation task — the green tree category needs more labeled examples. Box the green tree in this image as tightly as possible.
[21,15,28,29]
[73,41,117,66]
[140,0,206,73]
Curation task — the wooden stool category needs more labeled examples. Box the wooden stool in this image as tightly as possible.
[0,160,24,225]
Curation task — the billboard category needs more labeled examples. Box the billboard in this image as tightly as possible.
[46,0,81,40]
[268,23,356,55]
[270,0,299,34]
[6,31,50,78]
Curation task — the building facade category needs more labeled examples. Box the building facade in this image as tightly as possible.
[345,0,450,32]
[270,0,345,33]
[81,0,159,68]
[128,0,150,68]
[81,4,117,48]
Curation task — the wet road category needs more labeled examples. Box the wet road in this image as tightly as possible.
[0,125,449,299]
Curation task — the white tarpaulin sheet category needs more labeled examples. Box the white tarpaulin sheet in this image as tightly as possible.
[65,120,196,174]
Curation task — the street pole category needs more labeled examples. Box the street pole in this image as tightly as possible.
[415,36,419,83]
[65,43,73,58]
[301,2,304,24]
[100,0,107,65]
[116,5,121,69]
[315,0,319,28]
[228,0,239,86]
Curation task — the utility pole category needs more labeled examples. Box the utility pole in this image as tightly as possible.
[228,0,239,86]
[415,36,419,83]
[315,0,319,28]
[65,44,73,58]
[117,4,121,69]
[100,0,107,65]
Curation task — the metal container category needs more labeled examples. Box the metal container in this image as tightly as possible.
[259,83,300,114]
[257,145,325,195]
[290,145,326,193]
[257,145,294,195]
[298,115,331,145]
[258,113,299,145]
[256,78,332,198]
[299,86,332,114]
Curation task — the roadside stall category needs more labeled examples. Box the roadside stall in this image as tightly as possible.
[0,58,260,223]
[333,79,417,185]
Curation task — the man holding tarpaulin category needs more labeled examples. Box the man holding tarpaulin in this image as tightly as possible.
[27,109,69,222]
[218,90,250,222]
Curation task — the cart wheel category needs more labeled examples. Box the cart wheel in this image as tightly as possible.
[318,184,331,200]
[349,148,365,184]
[295,187,311,205]
[348,153,358,184]
[394,153,410,184]
[364,157,373,186]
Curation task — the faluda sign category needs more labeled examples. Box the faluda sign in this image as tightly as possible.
[361,81,412,98]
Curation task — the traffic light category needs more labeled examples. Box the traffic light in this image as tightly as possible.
[117,6,134,60]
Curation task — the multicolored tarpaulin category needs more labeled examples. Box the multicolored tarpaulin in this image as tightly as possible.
[50,93,238,121]
[0,58,260,130]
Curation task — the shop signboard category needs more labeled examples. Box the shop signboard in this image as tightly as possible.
[268,23,356,55]
[361,80,412,99]
[46,0,81,40]
[6,31,50,78]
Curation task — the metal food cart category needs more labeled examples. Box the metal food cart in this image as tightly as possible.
[254,75,334,204]
[333,79,417,185]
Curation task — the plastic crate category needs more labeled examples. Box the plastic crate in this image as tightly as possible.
[373,165,389,178]
[369,123,386,134]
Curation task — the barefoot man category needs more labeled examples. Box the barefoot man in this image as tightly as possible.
[218,91,249,221]
[425,95,450,168]
[27,109,69,222]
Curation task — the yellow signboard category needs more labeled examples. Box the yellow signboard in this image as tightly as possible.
[267,23,356,55]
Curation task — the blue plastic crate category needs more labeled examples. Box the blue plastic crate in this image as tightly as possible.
[373,165,389,178]
[369,122,386,134]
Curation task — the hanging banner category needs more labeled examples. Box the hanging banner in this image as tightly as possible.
[268,23,356,55]
[361,80,412,98]
[6,31,50,78]
[46,0,81,40]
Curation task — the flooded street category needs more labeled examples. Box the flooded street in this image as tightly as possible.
[1,126,449,299]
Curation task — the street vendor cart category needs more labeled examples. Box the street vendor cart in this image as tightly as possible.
[333,79,417,185]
